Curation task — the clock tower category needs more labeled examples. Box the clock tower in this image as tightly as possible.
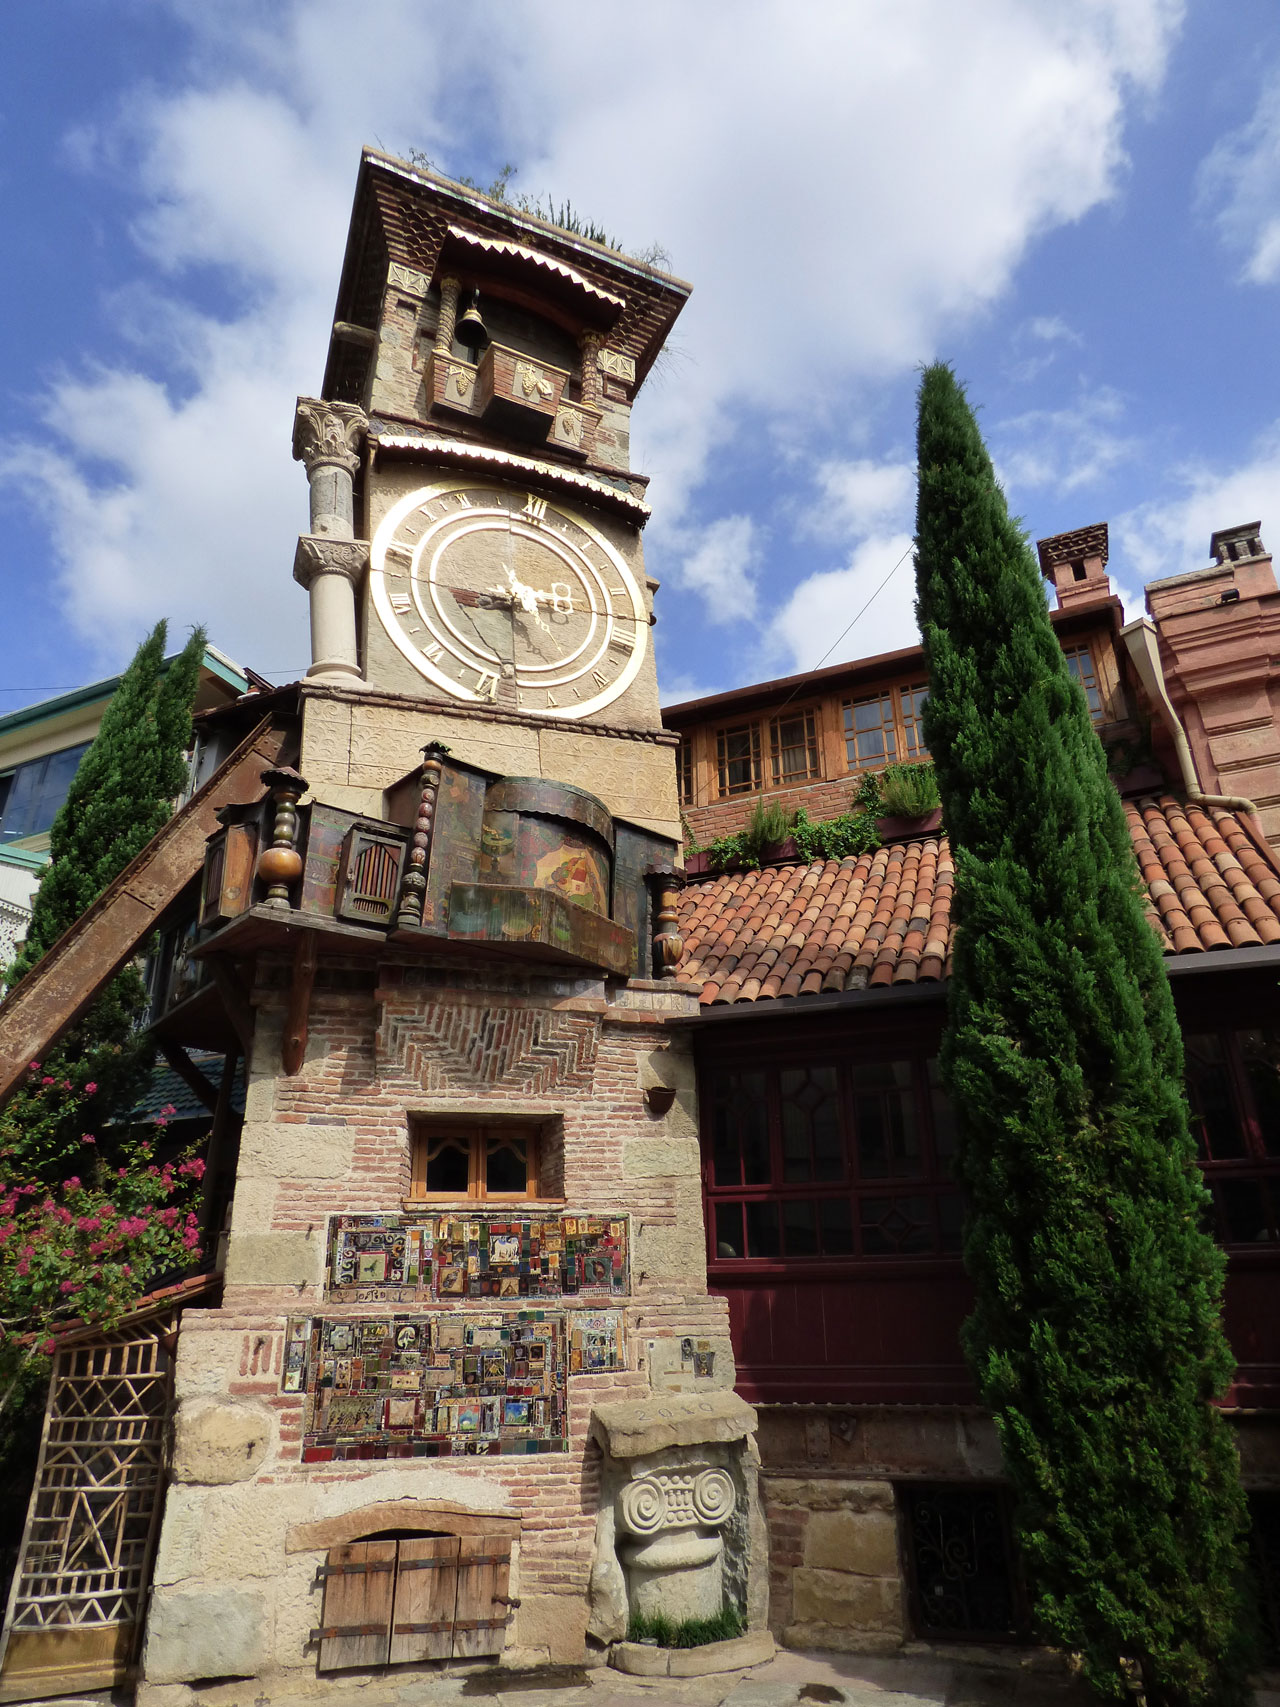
[291,150,690,842]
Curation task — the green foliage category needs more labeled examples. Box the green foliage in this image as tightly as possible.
[0,1072,203,1415]
[876,761,941,818]
[790,806,881,863]
[406,152,667,262]
[740,797,794,863]
[626,1606,744,1648]
[914,363,1250,1705]
[3,623,206,1182]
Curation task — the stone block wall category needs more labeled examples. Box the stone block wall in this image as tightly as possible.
[764,1477,904,1654]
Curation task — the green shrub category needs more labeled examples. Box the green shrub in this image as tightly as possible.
[626,1606,744,1648]
[877,761,941,818]
[790,807,881,862]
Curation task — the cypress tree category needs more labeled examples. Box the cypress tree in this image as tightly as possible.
[5,621,207,1179]
[913,364,1249,1705]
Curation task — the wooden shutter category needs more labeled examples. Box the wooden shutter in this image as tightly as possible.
[336,825,406,925]
[200,823,258,926]
[315,1541,396,1672]
[388,1535,459,1664]
[452,1535,515,1659]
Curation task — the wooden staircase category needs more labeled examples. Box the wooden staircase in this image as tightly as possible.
[0,715,292,1107]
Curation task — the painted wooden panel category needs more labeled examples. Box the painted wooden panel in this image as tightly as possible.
[388,1536,458,1665]
[715,1268,975,1404]
[316,1541,396,1673]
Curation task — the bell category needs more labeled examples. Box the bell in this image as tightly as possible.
[454,289,490,356]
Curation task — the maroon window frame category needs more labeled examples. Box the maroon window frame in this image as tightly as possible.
[704,1048,961,1272]
[1184,1026,1280,1246]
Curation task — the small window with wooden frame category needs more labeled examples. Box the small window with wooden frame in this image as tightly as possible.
[716,722,762,797]
[769,708,821,785]
[677,739,695,807]
[409,1117,547,1203]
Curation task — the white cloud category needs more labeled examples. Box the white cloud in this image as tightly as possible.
[775,532,917,675]
[671,516,763,623]
[1006,314,1085,382]
[1113,424,1280,603]
[2,0,1183,669]
[1198,72,1280,284]
[994,385,1136,496]
[807,459,915,542]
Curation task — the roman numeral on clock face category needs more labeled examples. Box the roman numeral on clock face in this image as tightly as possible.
[390,592,411,614]
[523,494,548,523]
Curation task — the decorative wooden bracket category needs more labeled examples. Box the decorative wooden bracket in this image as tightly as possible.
[282,934,318,1076]
[159,1041,221,1113]
[207,957,254,1060]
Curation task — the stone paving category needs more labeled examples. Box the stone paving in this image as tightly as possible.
[60,1652,1280,1707]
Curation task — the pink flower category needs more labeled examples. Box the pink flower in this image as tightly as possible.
[160,1104,177,1117]
[41,1339,55,1355]
[76,1217,102,1234]
[84,1082,98,1094]
[53,1207,72,1225]
[59,1280,80,1295]
[15,1259,29,1276]
[62,1177,81,1194]
[41,1076,54,1085]
[120,1264,132,1277]
[182,1230,201,1251]
[117,1168,128,1179]
[28,1062,39,1072]
[118,1216,149,1238]
[179,1157,206,1180]
[158,1207,180,1228]
[81,1135,96,1146]
[155,1118,168,1129]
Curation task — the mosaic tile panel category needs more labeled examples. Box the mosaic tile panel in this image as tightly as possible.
[284,1310,595,1460]
[324,1211,629,1304]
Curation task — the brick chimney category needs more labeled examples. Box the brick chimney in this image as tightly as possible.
[1144,523,1280,850]
[1037,522,1112,608]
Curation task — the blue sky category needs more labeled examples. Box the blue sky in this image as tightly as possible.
[3,0,1280,713]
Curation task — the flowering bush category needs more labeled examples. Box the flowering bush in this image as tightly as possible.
[0,1067,203,1413]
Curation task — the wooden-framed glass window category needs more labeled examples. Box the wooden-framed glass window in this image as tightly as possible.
[1184,1028,1280,1244]
[677,740,694,807]
[716,722,762,797]
[901,684,930,759]
[409,1121,540,1202]
[770,709,820,785]
[844,694,897,769]
[705,1051,960,1264]
[1062,644,1103,722]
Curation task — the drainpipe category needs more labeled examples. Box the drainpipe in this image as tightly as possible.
[1119,616,1258,814]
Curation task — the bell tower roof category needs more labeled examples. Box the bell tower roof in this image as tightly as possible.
[322,148,690,411]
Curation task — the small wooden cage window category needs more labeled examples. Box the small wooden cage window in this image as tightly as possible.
[337,824,407,925]
[313,1534,516,1672]
[409,1120,543,1202]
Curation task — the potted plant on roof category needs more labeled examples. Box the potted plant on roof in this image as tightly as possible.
[872,761,943,841]
[741,798,798,866]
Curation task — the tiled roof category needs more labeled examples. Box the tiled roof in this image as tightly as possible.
[678,797,1280,1007]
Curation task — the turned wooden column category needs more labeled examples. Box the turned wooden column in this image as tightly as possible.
[257,766,308,909]
[396,742,449,929]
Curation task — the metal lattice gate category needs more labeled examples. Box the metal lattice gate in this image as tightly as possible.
[0,1310,178,1702]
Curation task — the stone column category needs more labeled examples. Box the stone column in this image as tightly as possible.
[292,398,368,682]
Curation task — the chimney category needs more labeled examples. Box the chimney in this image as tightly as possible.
[1037,522,1111,609]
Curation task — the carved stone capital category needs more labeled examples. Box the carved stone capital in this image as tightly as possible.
[293,535,369,590]
[292,397,368,476]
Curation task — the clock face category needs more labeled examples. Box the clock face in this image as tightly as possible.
[369,479,648,719]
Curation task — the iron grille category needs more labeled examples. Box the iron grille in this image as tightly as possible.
[901,1483,1025,1641]
[1248,1491,1280,1664]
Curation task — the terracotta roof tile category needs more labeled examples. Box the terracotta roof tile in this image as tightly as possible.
[677,798,1280,1006]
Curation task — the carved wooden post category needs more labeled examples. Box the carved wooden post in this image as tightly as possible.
[257,766,308,909]
[435,276,460,357]
[651,869,685,979]
[579,330,603,409]
[396,742,448,929]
